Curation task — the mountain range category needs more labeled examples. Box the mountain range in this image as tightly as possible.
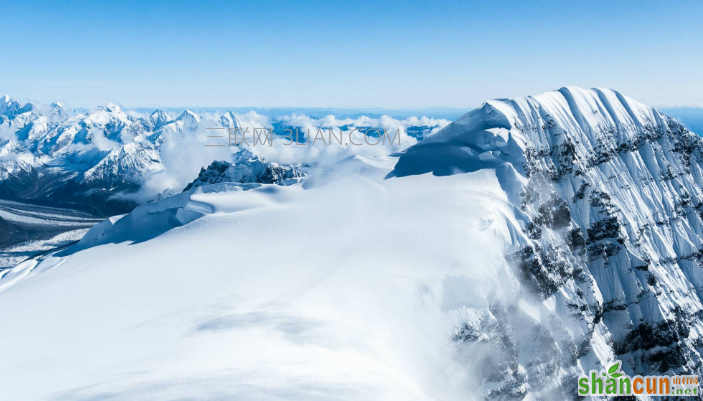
[0,96,445,217]
[1,87,703,399]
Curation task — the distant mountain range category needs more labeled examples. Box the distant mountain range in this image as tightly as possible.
[127,106,470,121]
[0,95,448,217]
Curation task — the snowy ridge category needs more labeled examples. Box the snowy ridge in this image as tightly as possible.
[149,109,173,129]
[82,142,163,184]
[394,86,703,394]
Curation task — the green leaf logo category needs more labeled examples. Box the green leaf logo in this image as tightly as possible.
[607,361,621,376]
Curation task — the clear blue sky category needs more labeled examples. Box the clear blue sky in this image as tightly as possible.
[1,0,702,109]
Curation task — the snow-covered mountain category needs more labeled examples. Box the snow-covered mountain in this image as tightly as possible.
[0,100,162,214]
[0,96,443,217]
[183,149,305,191]
[149,109,173,129]
[390,86,703,396]
[2,87,703,400]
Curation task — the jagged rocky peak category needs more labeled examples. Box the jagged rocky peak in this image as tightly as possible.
[393,86,703,390]
[177,109,199,120]
[183,149,305,191]
[0,140,37,180]
[82,142,162,184]
[0,95,23,119]
[219,111,241,129]
[48,102,69,121]
[149,109,172,128]
[177,109,200,127]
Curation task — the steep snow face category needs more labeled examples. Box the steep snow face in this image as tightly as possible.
[394,86,703,387]
[0,95,23,120]
[176,109,201,130]
[0,141,39,180]
[34,104,149,157]
[183,149,305,191]
[82,142,163,184]
[149,109,173,129]
[218,111,240,129]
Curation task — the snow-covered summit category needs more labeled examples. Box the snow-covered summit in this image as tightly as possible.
[393,87,667,177]
[0,95,23,119]
[176,109,201,130]
[183,149,305,191]
[149,109,172,129]
[218,111,242,130]
[392,86,703,389]
[82,142,163,184]
[100,103,122,113]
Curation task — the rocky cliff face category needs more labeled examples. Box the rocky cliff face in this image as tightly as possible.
[393,87,703,398]
[183,149,305,191]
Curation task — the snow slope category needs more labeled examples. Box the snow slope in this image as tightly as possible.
[2,87,703,399]
[0,167,520,401]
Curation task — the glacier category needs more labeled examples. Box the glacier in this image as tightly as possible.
[1,87,703,399]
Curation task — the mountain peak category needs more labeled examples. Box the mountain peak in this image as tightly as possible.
[388,86,703,387]
[183,149,304,191]
[218,111,243,130]
[177,110,200,121]
[149,109,173,128]
[176,110,200,131]
[101,103,122,113]
[392,86,660,178]
[0,95,22,118]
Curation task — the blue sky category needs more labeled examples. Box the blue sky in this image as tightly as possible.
[1,0,702,109]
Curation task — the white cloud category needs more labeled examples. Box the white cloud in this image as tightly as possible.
[0,123,18,142]
[245,113,450,167]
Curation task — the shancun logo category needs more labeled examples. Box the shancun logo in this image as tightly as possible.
[578,360,699,396]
